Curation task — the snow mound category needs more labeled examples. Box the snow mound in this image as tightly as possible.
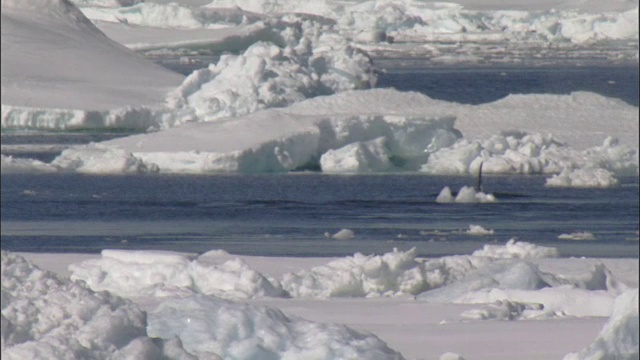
[147,295,405,360]
[1,251,192,359]
[69,249,286,299]
[563,288,639,360]
[282,248,429,298]
[546,167,620,188]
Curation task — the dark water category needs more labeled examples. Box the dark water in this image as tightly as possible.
[2,173,638,258]
[376,66,639,106]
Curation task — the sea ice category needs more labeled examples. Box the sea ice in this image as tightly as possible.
[465,224,495,236]
[546,167,620,188]
[147,295,405,360]
[472,238,559,259]
[436,186,496,203]
[281,247,429,298]
[0,155,58,173]
[332,228,356,240]
[563,288,639,360]
[0,0,182,111]
[0,251,192,359]
[558,232,597,241]
[69,249,286,299]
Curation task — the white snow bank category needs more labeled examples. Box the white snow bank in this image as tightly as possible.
[0,251,192,359]
[436,186,496,203]
[147,295,405,360]
[546,167,620,188]
[0,0,182,111]
[69,249,286,299]
[563,288,639,360]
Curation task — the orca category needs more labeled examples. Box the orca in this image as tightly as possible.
[475,161,484,193]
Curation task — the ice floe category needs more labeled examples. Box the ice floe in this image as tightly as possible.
[563,288,639,360]
[0,251,193,359]
[147,295,405,360]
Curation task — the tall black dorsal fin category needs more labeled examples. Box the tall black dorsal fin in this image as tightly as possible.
[476,161,484,192]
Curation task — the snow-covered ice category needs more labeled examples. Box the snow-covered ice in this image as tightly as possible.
[4,241,639,360]
[1,0,639,359]
[0,251,194,360]
[0,0,183,111]
[2,0,638,179]
[563,288,639,360]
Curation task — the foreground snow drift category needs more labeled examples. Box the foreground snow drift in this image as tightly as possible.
[4,244,639,360]
[0,251,194,359]
[2,251,407,359]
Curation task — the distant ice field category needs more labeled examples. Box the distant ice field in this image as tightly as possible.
[2,173,638,257]
[3,65,638,160]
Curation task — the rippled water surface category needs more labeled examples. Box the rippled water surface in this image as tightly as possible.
[2,173,638,257]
